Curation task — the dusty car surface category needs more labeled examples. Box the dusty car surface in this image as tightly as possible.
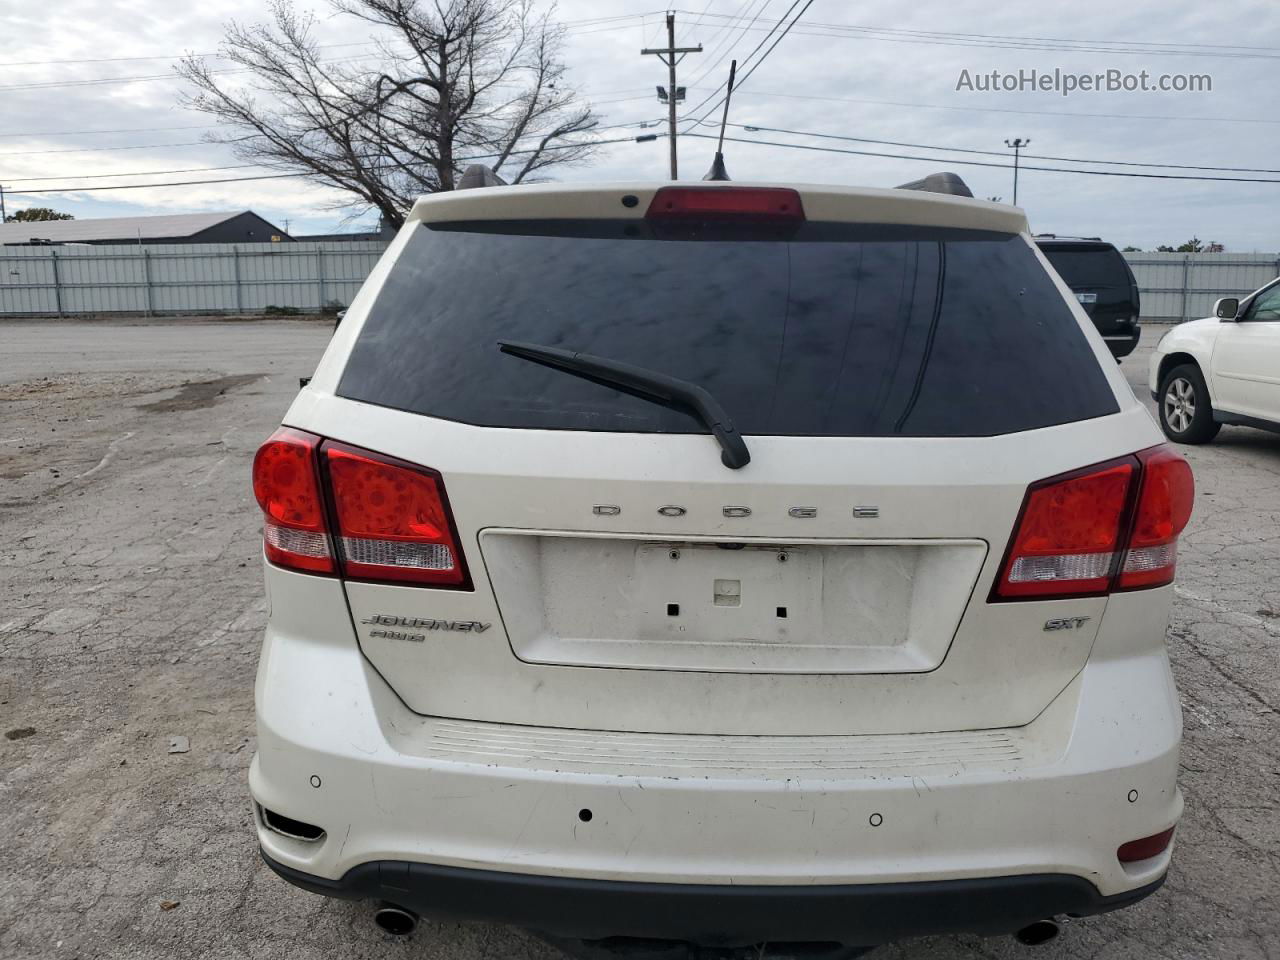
[250,180,1192,958]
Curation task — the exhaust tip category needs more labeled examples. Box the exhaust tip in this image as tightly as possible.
[1015,919,1060,946]
[374,904,418,937]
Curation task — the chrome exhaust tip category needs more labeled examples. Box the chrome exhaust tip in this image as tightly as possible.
[1014,918,1060,946]
[374,903,418,936]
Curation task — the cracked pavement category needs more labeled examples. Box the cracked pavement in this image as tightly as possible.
[1,319,1276,959]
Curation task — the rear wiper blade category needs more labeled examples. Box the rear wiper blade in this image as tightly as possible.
[497,340,751,469]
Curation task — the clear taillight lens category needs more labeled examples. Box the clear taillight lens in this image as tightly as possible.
[251,428,334,575]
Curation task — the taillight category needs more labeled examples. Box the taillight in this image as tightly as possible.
[323,443,469,588]
[645,186,805,222]
[1117,447,1194,590]
[252,428,334,575]
[995,459,1135,599]
[993,445,1193,600]
[251,431,469,588]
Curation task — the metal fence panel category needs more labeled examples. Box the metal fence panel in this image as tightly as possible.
[2,241,1276,322]
[0,241,388,317]
[1124,252,1280,322]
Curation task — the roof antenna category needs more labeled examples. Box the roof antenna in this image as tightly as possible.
[702,59,736,181]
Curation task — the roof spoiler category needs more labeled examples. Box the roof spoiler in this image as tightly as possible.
[894,172,974,198]
[456,164,508,190]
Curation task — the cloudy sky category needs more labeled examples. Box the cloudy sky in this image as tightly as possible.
[2,0,1278,249]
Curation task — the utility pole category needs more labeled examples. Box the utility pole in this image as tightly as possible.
[642,13,701,180]
[1004,138,1030,206]
[0,183,7,223]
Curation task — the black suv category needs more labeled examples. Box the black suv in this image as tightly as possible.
[1035,237,1141,359]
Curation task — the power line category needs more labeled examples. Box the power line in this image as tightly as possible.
[673,11,1280,60]
[684,0,814,128]
[685,132,1280,183]
[713,121,1280,174]
[0,55,378,93]
[5,134,663,195]
[0,141,212,158]
[735,88,1280,126]
[2,118,665,185]
[684,0,773,92]
[0,41,380,69]
[0,124,215,140]
[0,13,658,69]
[682,0,788,117]
[7,163,265,185]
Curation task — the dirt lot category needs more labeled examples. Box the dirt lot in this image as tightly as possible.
[1,319,1277,960]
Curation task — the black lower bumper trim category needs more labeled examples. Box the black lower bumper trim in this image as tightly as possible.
[260,850,1164,945]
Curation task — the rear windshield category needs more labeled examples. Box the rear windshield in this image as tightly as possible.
[339,220,1119,437]
[1038,243,1134,289]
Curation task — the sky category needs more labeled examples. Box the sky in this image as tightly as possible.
[2,0,1278,249]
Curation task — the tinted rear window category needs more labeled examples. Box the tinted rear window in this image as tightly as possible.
[1039,244,1134,289]
[339,220,1118,437]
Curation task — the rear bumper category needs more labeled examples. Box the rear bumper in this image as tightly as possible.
[261,848,1165,943]
[250,575,1182,940]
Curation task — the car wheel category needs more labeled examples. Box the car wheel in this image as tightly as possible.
[1158,363,1220,444]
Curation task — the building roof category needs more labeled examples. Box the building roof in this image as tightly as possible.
[0,211,261,245]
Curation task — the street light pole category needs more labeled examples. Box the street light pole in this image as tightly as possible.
[642,13,701,180]
[1004,138,1030,206]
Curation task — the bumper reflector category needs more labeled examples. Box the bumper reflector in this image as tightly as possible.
[1117,826,1175,863]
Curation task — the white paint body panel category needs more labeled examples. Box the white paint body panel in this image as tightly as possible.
[252,181,1182,900]
[1149,278,1280,425]
[253,567,1180,895]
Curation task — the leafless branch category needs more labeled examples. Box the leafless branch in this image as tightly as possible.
[177,0,600,227]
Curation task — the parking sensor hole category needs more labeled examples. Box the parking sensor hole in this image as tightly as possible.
[776,606,788,619]
[869,812,883,827]
[578,808,593,822]
[667,603,680,617]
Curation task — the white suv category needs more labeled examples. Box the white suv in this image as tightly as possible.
[250,182,1192,957]
[1150,277,1280,443]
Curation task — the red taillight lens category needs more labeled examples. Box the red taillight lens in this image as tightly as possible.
[252,428,334,574]
[323,443,469,587]
[994,445,1193,600]
[645,186,805,222]
[995,459,1136,599]
[1117,826,1176,863]
[1117,447,1194,590]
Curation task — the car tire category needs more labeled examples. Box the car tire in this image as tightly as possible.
[1158,363,1220,444]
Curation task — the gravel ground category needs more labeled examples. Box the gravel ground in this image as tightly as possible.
[1,319,1276,960]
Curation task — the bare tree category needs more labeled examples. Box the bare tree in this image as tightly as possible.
[178,0,600,228]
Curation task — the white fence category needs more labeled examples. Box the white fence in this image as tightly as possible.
[1124,252,1280,323]
[0,241,387,316]
[1,241,1276,322]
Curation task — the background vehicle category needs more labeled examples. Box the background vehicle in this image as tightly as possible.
[250,181,1190,958]
[1151,277,1280,443]
[1036,236,1142,359]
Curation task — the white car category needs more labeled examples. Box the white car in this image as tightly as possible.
[1150,277,1280,443]
[250,180,1192,958]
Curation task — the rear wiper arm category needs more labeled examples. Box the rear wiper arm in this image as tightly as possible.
[497,340,751,469]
